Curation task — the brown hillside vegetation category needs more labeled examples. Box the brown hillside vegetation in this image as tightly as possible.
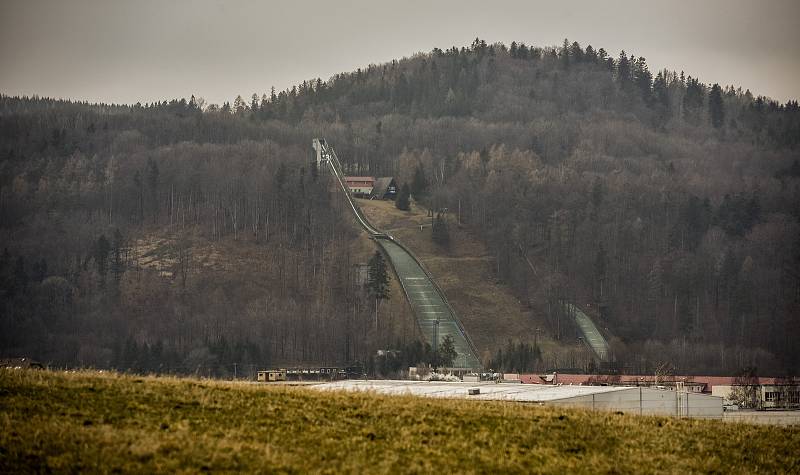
[361,199,581,364]
[2,369,799,474]
[126,221,417,368]
[344,209,420,347]
[2,37,799,375]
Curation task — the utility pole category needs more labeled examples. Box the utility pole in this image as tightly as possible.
[433,318,440,368]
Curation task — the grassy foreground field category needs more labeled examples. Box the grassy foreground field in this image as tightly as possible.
[2,370,799,473]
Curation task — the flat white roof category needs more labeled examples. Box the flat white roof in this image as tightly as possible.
[311,380,632,402]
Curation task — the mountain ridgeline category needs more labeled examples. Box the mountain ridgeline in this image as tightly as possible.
[1,38,798,376]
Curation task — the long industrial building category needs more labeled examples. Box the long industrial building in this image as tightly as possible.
[312,380,723,419]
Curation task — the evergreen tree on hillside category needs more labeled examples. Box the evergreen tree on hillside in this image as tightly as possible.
[395,183,410,211]
[652,71,670,124]
[250,94,259,114]
[411,164,428,200]
[616,51,631,90]
[432,213,450,248]
[633,57,653,104]
[517,43,529,60]
[683,77,705,124]
[367,251,391,328]
[560,39,571,69]
[716,193,760,236]
[259,94,269,118]
[435,335,457,368]
[233,95,248,115]
[585,45,597,63]
[709,83,725,128]
[597,48,611,69]
[570,41,584,63]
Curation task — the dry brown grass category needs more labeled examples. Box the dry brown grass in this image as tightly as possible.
[120,221,419,367]
[2,369,798,474]
[359,199,553,359]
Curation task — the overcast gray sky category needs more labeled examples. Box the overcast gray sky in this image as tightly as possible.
[1,0,798,105]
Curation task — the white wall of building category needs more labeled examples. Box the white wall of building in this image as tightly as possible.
[312,381,723,418]
[712,385,733,404]
[548,387,722,418]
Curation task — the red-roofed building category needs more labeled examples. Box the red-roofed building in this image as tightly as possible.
[344,176,374,197]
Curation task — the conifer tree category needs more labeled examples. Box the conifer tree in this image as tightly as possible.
[683,77,705,124]
[570,41,584,62]
[367,251,390,328]
[410,164,428,200]
[250,94,259,114]
[435,335,457,367]
[585,45,597,63]
[560,39,571,68]
[517,43,529,59]
[233,95,248,115]
[652,71,670,123]
[616,51,631,90]
[709,83,725,128]
[633,57,653,104]
[432,213,450,248]
[395,183,410,211]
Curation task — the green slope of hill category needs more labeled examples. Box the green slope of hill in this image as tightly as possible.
[2,369,799,473]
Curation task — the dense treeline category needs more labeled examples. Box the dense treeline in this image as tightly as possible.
[489,340,543,374]
[1,37,798,375]
[0,131,416,376]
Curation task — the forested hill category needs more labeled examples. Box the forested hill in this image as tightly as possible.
[1,38,799,376]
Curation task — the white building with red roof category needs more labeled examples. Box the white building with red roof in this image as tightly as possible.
[344,176,374,197]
